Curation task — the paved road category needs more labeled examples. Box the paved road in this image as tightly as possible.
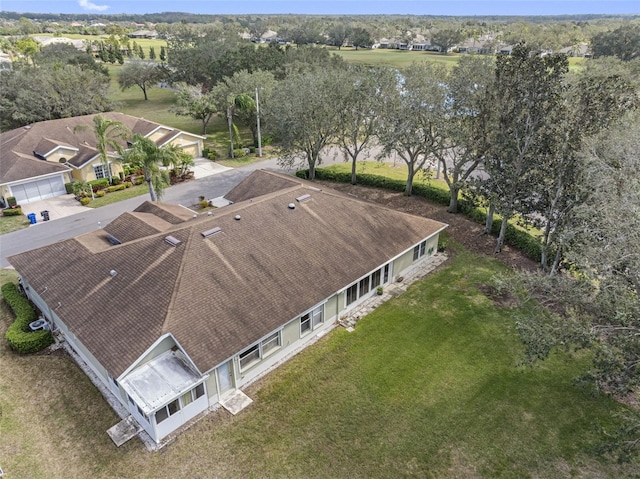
[0,158,293,268]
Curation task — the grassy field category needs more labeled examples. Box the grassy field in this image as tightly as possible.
[332,47,465,68]
[0,246,636,478]
[0,214,31,235]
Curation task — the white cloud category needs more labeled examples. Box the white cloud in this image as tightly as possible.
[78,0,110,12]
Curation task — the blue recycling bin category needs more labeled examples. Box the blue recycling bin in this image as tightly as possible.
[27,213,37,224]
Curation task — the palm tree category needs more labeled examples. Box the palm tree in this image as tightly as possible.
[226,93,255,158]
[75,115,130,184]
[122,134,183,201]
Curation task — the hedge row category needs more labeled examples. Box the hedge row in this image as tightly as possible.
[2,282,54,354]
[297,168,542,262]
[3,207,23,216]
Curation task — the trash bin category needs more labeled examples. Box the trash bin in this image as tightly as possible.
[27,213,37,225]
[41,210,50,221]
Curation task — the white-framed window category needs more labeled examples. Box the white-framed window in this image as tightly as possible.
[345,263,391,306]
[239,331,281,371]
[413,240,427,261]
[300,305,324,336]
[156,398,180,423]
[93,163,112,180]
[180,383,205,408]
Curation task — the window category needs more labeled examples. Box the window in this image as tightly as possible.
[156,398,180,424]
[413,241,427,261]
[239,332,281,371]
[261,331,280,356]
[346,283,358,305]
[239,344,260,370]
[384,264,390,283]
[312,306,324,328]
[300,312,311,335]
[359,277,370,296]
[180,383,205,408]
[93,163,112,180]
[371,269,381,288]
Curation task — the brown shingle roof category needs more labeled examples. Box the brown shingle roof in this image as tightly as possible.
[0,113,183,182]
[9,175,447,377]
[225,170,302,203]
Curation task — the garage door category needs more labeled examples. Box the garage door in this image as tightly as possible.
[180,144,200,158]
[11,176,66,204]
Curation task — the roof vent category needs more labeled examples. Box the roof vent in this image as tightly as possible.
[109,270,117,277]
[106,234,121,245]
[164,235,181,247]
[296,194,311,202]
[288,203,295,210]
[234,215,241,221]
[201,226,222,238]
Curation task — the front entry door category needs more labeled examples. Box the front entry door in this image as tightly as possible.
[218,361,234,394]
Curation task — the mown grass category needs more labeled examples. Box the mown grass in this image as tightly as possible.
[0,214,31,235]
[84,184,150,208]
[0,245,635,478]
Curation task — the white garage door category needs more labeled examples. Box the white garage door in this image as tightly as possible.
[11,176,66,204]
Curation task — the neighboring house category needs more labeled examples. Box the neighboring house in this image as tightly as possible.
[0,113,204,205]
[9,170,448,445]
[32,35,86,51]
[558,43,591,57]
[128,30,159,39]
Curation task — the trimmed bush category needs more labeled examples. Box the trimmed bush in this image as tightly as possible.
[232,148,247,158]
[95,190,106,198]
[6,196,17,208]
[3,207,23,216]
[88,178,109,189]
[64,182,74,194]
[2,282,54,354]
[106,184,126,193]
[123,181,133,188]
[79,197,92,206]
[134,177,144,185]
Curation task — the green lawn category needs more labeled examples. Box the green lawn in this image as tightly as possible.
[84,184,150,208]
[332,47,465,68]
[0,214,31,235]
[0,245,635,478]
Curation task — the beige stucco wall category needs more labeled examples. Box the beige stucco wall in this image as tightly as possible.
[46,147,77,164]
[147,128,172,142]
[394,249,415,278]
[71,161,125,183]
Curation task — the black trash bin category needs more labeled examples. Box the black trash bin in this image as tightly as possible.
[41,210,50,221]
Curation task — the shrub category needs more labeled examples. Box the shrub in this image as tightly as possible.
[79,197,92,206]
[232,148,246,158]
[261,134,275,146]
[134,177,144,185]
[106,184,126,193]
[111,177,121,186]
[3,207,23,216]
[2,282,54,354]
[6,196,17,208]
[64,182,74,194]
[123,181,133,188]
[199,200,209,209]
[95,190,106,197]
[88,178,109,189]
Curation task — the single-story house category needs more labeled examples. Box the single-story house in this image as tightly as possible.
[9,170,448,445]
[128,30,158,39]
[0,113,204,205]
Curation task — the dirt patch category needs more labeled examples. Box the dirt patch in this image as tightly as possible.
[318,181,538,272]
[476,283,518,308]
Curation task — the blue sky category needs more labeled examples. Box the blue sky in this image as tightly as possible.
[2,1,639,16]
